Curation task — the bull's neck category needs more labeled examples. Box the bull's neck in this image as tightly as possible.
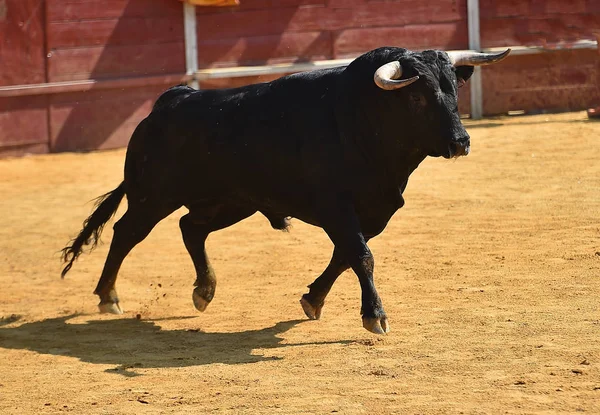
[334,85,427,187]
[391,146,427,185]
[341,130,427,190]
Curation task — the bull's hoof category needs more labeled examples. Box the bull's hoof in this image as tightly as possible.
[192,288,211,312]
[300,295,323,320]
[362,316,390,335]
[98,301,123,314]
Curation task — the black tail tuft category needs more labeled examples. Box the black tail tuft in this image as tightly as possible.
[60,183,126,278]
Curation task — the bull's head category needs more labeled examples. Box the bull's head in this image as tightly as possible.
[370,48,510,159]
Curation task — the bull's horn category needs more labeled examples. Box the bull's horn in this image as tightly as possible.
[447,48,511,67]
[374,61,420,91]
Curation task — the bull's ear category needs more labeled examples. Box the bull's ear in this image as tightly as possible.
[455,66,474,87]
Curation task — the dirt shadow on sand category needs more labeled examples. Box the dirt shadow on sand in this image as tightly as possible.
[0,315,348,376]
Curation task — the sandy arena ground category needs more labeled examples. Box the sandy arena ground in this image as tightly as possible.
[0,111,599,414]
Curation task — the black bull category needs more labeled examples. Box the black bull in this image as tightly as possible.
[61,47,510,334]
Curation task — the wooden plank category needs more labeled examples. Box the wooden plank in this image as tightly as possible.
[0,143,49,157]
[50,98,154,127]
[486,63,595,91]
[484,83,599,115]
[485,41,598,56]
[196,0,326,14]
[329,1,467,28]
[588,0,600,13]
[49,86,166,152]
[47,0,181,22]
[196,58,352,80]
[47,17,183,49]
[198,31,332,67]
[51,119,143,152]
[47,42,185,82]
[544,0,587,14]
[0,0,46,86]
[327,0,365,7]
[199,73,301,89]
[197,7,330,40]
[480,0,587,18]
[481,50,600,114]
[276,0,326,6]
[0,74,191,98]
[334,23,469,58]
[50,84,168,105]
[481,14,600,48]
[0,96,49,147]
[196,1,466,41]
[479,0,540,18]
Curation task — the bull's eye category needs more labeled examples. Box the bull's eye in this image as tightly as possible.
[410,93,426,107]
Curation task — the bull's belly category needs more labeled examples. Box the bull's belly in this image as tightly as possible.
[176,166,402,237]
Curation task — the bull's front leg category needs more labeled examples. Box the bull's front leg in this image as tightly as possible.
[319,202,389,334]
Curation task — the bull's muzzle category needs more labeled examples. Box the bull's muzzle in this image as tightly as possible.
[448,137,470,158]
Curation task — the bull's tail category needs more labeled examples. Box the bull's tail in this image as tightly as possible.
[60,183,125,278]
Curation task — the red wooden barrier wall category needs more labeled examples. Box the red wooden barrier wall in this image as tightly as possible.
[479,0,600,114]
[0,0,48,156]
[195,0,468,67]
[0,0,598,157]
[0,0,187,156]
[46,0,185,152]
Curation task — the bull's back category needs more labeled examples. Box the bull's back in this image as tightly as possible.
[171,71,344,183]
[125,69,346,207]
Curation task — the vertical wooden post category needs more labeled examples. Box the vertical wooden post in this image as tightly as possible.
[467,0,482,119]
[183,2,199,89]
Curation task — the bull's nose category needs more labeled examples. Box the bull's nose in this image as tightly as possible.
[455,134,470,144]
[461,144,470,156]
[449,138,470,158]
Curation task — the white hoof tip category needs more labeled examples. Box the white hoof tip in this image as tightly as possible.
[98,302,123,315]
[300,296,321,320]
[362,317,390,335]
[192,291,209,312]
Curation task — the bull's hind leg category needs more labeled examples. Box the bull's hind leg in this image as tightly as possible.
[94,206,175,314]
[300,247,349,320]
[180,206,255,312]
